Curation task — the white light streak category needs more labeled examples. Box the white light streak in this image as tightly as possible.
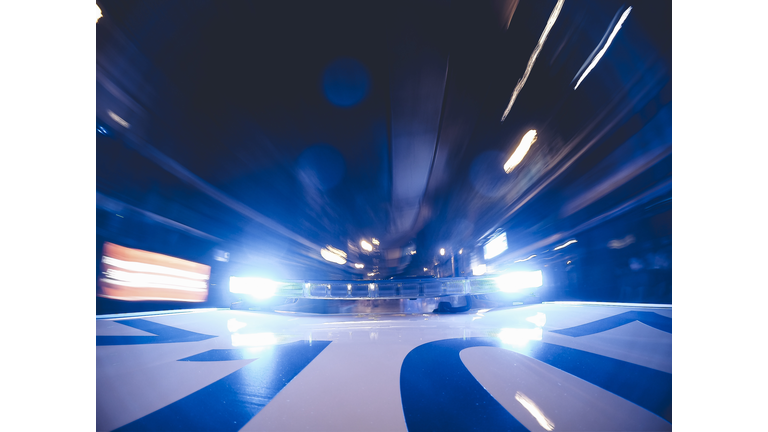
[504,130,538,173]
[321,247,347,265]
[501,0,565,121]
[102,256,209,280]
[107,110,130,128]
[99,278,207,292]
[371,238,380,245]
[354,263,365,269]
[104,269,208,289]
[361,240,373,252]
[459,249,463,254]
[514,254,536,263]
[574,6,633,90]
[515,392,555,431]
[495,270,542,292]
[553,239,577,250]
[440,248,445,256]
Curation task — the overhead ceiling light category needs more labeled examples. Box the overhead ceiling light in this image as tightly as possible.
[459,249,463,254]
[440,248,445,256]
[354,263,364,269]
[501,0,565,121]
[504,130,537,173]
[423,267,428,271]
[574,6,633,90]
[361,240,373,252]
[371,238,380,245]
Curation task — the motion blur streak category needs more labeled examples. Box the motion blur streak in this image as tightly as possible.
[105,269,208,290]
[514,255,536,263]
[99,242,210,302]
[504,130,537,173]
[515,392,554,431]
[321,246,347,265]
[119,133,322,253]
[574,6,633,90]
[501,0,565,121]
[107,109,130,128]
[102,256,210,280]
[553,239,577,250]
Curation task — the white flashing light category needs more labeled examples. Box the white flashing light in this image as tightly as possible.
[574,6,633,90]
[484,232,508,260]
[104,269,208,290]
[229,277,279,299]
[495,270,542,292]
[504,130,538,173]
[553,239,577,251]
[361,240,373,252]
[440,248,445,256]
[472,264,487,276]
[354,263,365,269]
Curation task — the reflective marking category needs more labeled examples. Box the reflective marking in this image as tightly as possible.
[96,319,216,346]
[551,311,672,337]
[400,337,672,427]
[114,340,331,431]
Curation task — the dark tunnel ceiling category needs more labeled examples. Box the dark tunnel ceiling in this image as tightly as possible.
[96,0,672,278]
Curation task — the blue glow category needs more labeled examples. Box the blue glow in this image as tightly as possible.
[322,58,370,107]
[495,270,542,292]
[229,277,277,299]
[484,232,508,259]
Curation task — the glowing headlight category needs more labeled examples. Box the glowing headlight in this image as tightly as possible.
[495,270,542,292]
[229,277,279,299]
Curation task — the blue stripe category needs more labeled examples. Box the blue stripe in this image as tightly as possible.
[517,341,672,423]
[97,319,216,346]
[114,340,331,431]
[550,311,672,337]
[400,338,529,432]
[400,337,672,431]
